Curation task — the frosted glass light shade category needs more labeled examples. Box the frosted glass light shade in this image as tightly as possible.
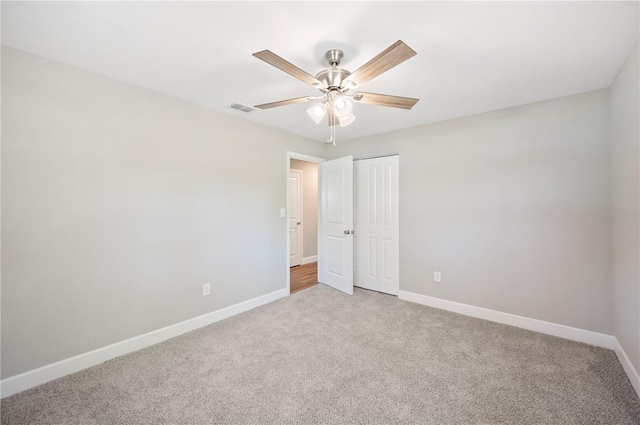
[338,113,356,127]
[333,98,353,118]
[306,103,327,124]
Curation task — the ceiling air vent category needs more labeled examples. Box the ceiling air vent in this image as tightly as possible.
[229,102,255,113]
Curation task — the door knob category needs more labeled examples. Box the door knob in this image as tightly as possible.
[297,222,301,225]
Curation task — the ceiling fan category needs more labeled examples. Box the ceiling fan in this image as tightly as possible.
[252,40,419,145]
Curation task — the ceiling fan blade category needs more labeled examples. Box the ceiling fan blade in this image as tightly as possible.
[343,40,416,87]
[253,50,326,88]
[351,92,419,110]
[254,96,317,109]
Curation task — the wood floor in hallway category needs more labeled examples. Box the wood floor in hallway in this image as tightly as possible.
[290,262,317,294]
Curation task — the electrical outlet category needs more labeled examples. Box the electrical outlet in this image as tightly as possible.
[202,283,211,296]
[434,271,441,283]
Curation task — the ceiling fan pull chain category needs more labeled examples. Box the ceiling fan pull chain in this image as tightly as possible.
[333,123,336,146]
[332,106,337,146]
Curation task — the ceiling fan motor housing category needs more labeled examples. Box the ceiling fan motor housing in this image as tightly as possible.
[316,68,351,90]
[313,49,351,90]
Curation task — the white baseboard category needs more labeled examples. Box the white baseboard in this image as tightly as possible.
[0,288,288,398]
[400,290,640,398]
[614,338,640,397]
[301,256,317,265]
[398,290,615,350]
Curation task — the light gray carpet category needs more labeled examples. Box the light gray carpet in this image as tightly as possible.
[2,284,639,424]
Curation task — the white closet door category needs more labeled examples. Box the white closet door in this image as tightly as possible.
[319,156,354,295]
[355,156,399,295]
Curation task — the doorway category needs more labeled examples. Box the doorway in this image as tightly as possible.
[286,153,400,297]
[286,152,324,294]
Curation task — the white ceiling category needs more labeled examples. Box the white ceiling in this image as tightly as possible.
[2,1,638,142]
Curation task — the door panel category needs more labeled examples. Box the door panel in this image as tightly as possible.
[327,169,345,223]
[384,162,393,225]
[384,238,393,280]
[319,156,353,295]
[368,164,378,225]
[326,236,346,277]
[289,170,303,267]
[368,237,378,278]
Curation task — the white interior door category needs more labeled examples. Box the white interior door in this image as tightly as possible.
[355,156,399,295]
[289,169,303,267]
[319,156,354,295]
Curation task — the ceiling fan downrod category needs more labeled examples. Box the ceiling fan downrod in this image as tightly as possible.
[325,49,343,68]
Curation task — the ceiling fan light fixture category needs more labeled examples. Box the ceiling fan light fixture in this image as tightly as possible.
[338,113,356,127]
[333,97,353,118]
[306,102,327,124]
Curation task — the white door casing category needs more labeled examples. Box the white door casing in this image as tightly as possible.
[354,156,399,295]
[319,156,354,295]
[289,169,303,267]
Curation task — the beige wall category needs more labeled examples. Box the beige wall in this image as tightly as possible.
[290,159,318,260]
[610,41,640,372]
[328,89,613,334]
[0,47,326,379]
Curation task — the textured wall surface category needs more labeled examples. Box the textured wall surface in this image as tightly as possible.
[329,90,613,334]
[611,41,640,372]
[1,47,325,378]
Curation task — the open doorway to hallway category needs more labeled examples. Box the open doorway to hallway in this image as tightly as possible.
[289,157,319,293]
[290,262,317,293]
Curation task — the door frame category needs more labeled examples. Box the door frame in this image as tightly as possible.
[289,168,303,267]
[286,152,325,294]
